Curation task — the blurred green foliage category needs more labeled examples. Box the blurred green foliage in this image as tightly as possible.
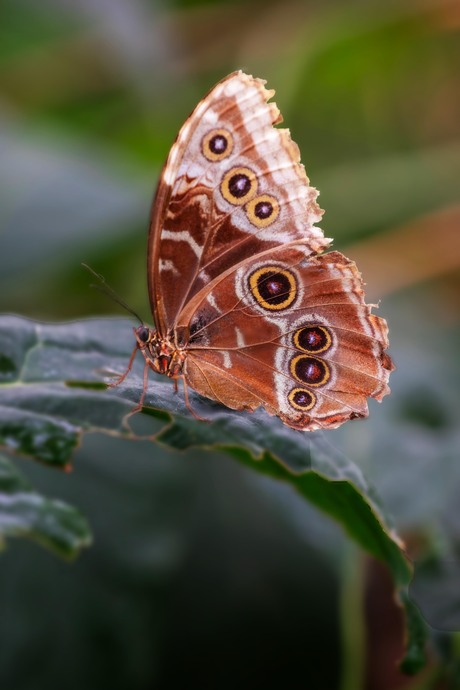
[1,0,460,688]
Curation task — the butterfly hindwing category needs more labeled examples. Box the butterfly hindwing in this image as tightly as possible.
[180,247,393,431]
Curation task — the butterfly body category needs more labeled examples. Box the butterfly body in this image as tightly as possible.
[131,71,394,431]
[134,326,185,378]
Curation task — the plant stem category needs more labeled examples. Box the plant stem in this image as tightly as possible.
[340,544,366,690]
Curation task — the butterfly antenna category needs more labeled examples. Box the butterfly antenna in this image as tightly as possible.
[82,263,144,324]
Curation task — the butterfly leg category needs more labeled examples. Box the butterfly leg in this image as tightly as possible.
[140,358,151,408]
[178,375,208,422]
[107,344,139,388]
[127,358,150,415]
[119,359,151,425]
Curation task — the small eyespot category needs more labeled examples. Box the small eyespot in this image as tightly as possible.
[248,266,297,311]
[221,167,257,205]
[293,325,332,354]
[288,388,316,411]
[290,355,330,387]
[137,326,150,343]
[188,313,210,344]
[246,194,280,228]
[202,129,233,162]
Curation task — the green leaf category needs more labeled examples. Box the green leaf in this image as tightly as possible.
[0,454,92,558]
[0,315,133,467]
[0,314,425,670]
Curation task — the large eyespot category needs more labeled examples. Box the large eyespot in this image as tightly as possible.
[290,355,330,387]
[293,325,332,354]
[248,266,297,311]
[288,387,316,411]
[246,194,280,228]
[202,129,233,162]
[221,167,257,205]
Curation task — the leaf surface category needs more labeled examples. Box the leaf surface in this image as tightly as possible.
[0,314,425,670]
[0,454,91,557]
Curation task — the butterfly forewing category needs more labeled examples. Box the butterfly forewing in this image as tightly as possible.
[148,71,328,335]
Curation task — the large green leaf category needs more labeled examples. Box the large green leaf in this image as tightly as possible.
[0,314,426,672]
[0,454,91,558]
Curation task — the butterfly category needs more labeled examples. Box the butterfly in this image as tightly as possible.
[118,71,394,431]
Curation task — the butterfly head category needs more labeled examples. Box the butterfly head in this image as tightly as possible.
[133,325,186,378]
[134,325,152,347]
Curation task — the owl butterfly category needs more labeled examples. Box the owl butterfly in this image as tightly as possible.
[121,71,394,431]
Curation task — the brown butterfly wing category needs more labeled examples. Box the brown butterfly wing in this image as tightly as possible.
[148,71,328,336]
[176,245,393,431]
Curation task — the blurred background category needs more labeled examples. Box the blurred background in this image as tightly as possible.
[1,0,460,688]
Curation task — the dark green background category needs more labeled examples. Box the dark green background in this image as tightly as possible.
[1,0,460,687]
